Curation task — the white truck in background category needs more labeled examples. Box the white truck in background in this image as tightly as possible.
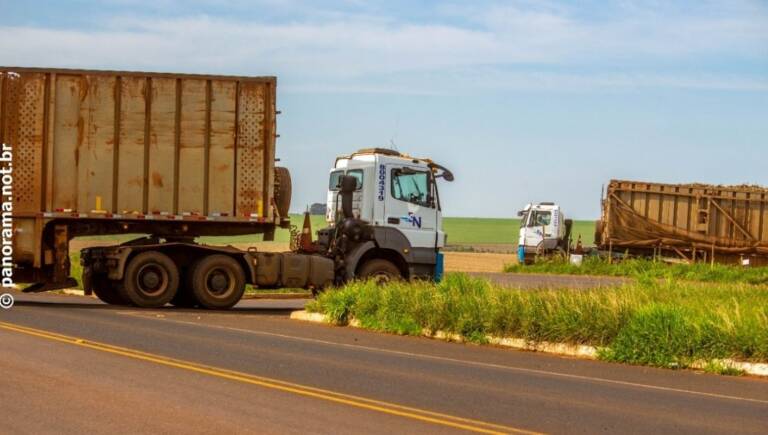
[517,202,572,264]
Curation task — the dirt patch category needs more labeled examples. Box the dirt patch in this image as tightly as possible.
[445,244,516,254]
[443,252,516,273]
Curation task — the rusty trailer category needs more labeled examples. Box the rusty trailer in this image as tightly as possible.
[596,180,768,265]
[0,67,289,291]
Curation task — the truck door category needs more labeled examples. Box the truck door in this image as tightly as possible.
[524,210,552,250]
[384,165,438,248]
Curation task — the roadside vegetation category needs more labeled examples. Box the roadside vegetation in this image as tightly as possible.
[307,274,768,372]
[504,256,768,286]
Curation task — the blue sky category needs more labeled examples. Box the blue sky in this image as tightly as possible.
[2,0,766,218]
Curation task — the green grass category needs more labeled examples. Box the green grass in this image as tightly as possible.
[441,217,595,246]
[307,274,768,370]
[504,256,768,286]
[69,252,83,288]
[195,215,595,247]
[75,214,596,247]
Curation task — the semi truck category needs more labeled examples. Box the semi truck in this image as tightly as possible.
[1,67,452,309]
[517,180,768,266]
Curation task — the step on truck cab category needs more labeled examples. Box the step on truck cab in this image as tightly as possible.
[319,148,453,282]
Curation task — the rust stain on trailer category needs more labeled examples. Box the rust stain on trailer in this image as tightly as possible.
[125,176,143,187]
[151,172,164,188]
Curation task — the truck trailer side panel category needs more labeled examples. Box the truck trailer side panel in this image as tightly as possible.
[0,67,278,280]
[598,180,768,264]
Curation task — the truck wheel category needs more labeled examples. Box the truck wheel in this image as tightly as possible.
[358,259,402,283]
[120,251,180,308]
[190,255,246,310]
[92,274,129,305]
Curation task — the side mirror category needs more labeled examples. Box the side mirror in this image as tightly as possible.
[340,175,357,194]
[428,162,454,182]
[339,175,357,219]
[436,170,454,182]
[517,211,524,217]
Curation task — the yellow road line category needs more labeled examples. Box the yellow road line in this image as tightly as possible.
[125,312,768,406]
[0,321,541,435]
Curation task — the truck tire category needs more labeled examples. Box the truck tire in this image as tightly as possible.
[120,251,180,308]
[189,255,246,310]
[358,259,402,283]
[274,167,292,218]
[92,274,129,305]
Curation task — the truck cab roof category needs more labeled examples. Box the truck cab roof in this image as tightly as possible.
[336,148,428,167]
[521,202,560,211]
[334,148,454,181]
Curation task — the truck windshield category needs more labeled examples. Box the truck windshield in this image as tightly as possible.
[329,169,363,191]
[527,211,551,227]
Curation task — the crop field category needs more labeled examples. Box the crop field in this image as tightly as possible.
[78,214,597,250]
[205,215,596,250]
[71,214,594,275]
[441,217,595,250]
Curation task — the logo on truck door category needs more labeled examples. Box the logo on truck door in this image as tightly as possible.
[401,212,422,228]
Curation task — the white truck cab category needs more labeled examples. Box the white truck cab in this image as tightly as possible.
[321,148,453,281]
[517,202,571,263]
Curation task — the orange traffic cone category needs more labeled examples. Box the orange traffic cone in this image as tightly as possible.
[300,211,314,252]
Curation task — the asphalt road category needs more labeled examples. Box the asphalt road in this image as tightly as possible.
[2,292,767,434]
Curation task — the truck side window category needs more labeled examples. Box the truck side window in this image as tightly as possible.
[329,170,363,191]
[391,169,432,207]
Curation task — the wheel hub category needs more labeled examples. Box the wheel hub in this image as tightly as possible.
[142,271,161,289]
[207,270,231,295]
[372,272,392,285]
[137,265,167,296]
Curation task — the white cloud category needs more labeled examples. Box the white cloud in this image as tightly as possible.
[1,1,766,93]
